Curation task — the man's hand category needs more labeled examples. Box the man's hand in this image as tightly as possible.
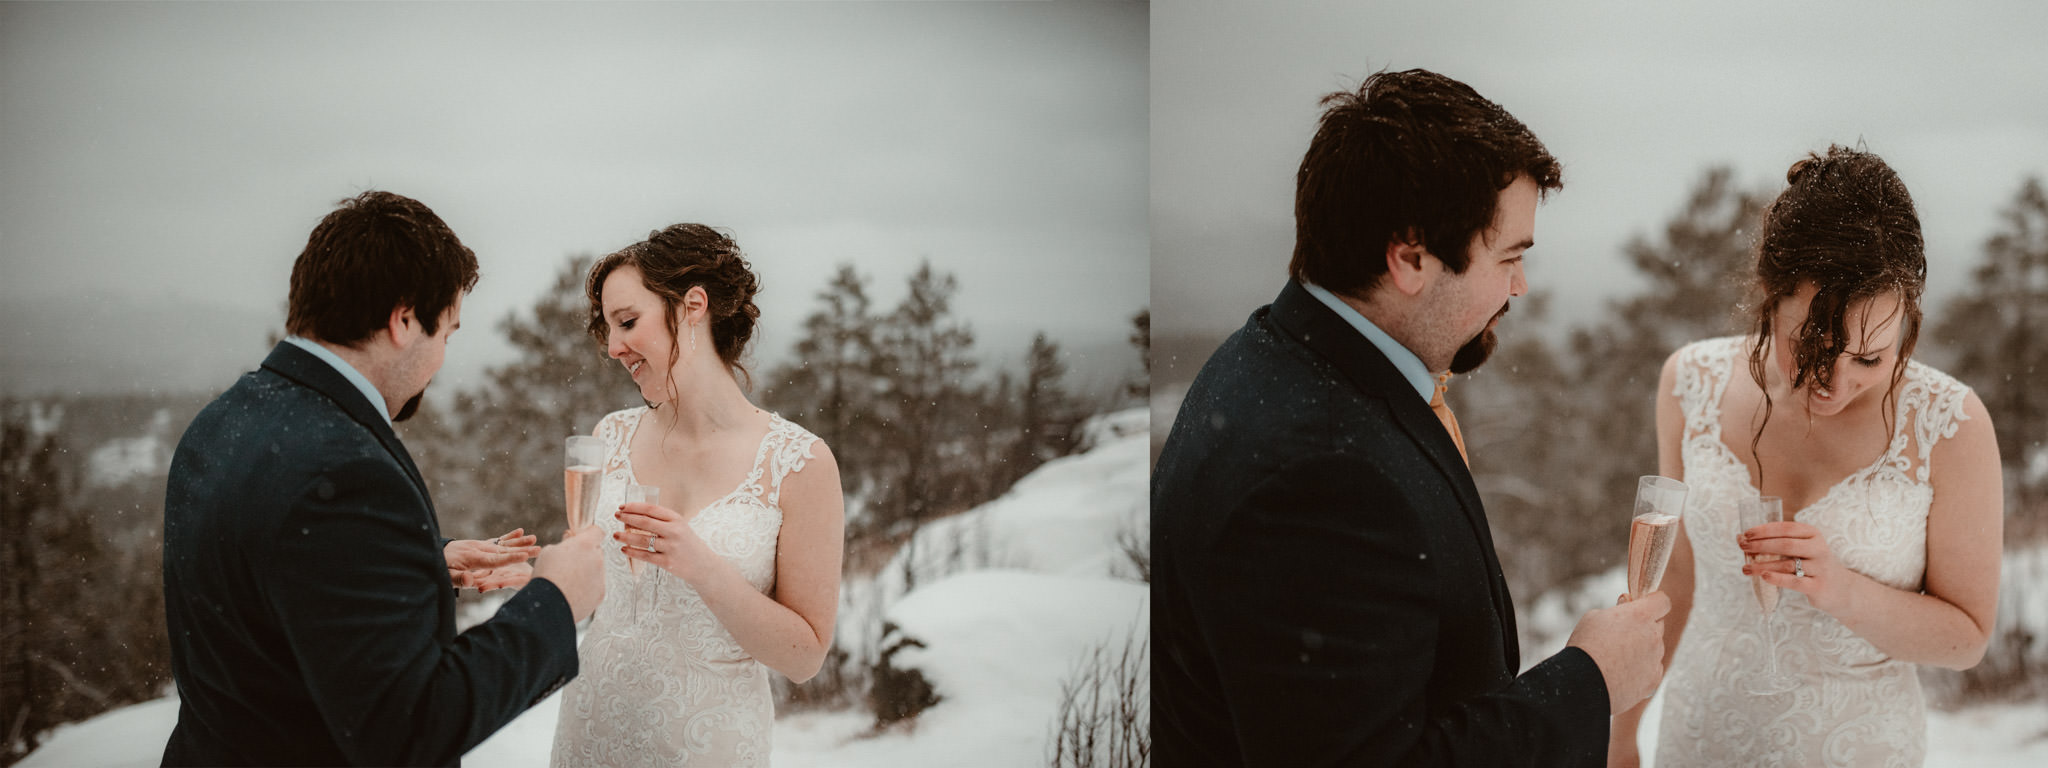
[444,528,541,590]
[533,526,606,622]
[1568,591,1671,714]
[462,562,534,592]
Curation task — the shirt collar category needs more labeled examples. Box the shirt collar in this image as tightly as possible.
[283,336,393,427]
[1300,280,1438,403]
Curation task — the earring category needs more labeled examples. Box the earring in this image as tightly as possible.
[689,323,698,357]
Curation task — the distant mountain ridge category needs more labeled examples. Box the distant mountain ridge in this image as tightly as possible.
[0,295,277,397]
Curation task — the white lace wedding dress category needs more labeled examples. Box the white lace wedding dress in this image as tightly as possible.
[551,407,820,768]
[1655,336,1970,767]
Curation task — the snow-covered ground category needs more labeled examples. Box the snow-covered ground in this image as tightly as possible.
[84,408,173,487]
[20,408,1152,767]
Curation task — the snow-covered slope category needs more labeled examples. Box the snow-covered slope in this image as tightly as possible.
[21,407,1153,767]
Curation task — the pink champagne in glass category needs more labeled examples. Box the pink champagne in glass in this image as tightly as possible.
[1627,475,1688,600]
[564,436,606,530]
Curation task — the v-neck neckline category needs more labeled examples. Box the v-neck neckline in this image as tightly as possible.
[619,407,781,523]
[1707,338,1896,520]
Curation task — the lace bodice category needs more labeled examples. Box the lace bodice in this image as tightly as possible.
[551,407,820,768]
[1656,336,1970,767]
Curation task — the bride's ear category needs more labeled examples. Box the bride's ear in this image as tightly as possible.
[681,286,709,325]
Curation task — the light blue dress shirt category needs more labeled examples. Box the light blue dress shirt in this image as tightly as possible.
[1300,281,1438,404]
[283,336,393,427]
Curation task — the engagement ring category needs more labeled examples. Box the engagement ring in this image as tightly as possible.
[1794,558,1805,578]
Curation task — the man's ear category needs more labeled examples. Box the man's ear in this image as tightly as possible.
[1383,233,1436,297]
[387,305,422,347]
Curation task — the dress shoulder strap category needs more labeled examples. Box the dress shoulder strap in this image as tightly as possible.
[759,414,821,508]
[1886,361,1973,484]
[1672,336,1745,441]
[594,406,649,474]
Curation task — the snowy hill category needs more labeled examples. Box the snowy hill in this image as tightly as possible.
[20,407,1152,767]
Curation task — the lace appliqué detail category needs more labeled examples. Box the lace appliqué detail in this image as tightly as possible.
[1654,336,1971,768]
[551,408,822,768]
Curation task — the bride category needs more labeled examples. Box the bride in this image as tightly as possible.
[550,224,844,767]
[1610,146,2004,767]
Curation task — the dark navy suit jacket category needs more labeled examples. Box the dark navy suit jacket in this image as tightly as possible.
[1153,281,1610,767]
[161,342,578,766]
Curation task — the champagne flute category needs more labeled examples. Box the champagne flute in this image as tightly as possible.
[623,483,659,622]
[1627,475,1689,600]
[564,436,606,531]
[1742,495,1798,695]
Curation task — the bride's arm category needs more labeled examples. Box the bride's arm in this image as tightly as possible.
[621,441,846,683]
[1744,390,2001,669]
[1609,352,1695,766]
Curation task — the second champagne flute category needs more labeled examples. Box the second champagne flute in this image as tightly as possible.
[1741,495,1798,695]
[624,484,659,623]
[564,436,606,531]
[1627,475,1689,600]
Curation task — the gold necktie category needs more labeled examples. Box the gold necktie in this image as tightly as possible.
[1430,371,1469,465]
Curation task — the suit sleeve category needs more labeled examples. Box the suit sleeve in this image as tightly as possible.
[1183,452,1609,767]
[259,456,578,766]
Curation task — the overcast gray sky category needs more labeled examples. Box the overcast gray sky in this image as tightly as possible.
[0,1,1147,396]
[1154,0,2048,361]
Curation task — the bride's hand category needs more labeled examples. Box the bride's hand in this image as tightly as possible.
[615,502,714,584]
[1739,520,1851,614]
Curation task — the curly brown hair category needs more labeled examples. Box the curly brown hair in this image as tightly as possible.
[1746,145,1926,464]
[585,224,762,393]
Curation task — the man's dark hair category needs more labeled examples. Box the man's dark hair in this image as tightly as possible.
[286,190,480,347]
[1290,68,1562,296]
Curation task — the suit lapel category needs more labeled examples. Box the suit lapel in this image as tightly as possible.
[260,343,435,519]
[1266,282,1518,665]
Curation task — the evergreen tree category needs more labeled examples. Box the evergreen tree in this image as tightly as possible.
[1934,176,2048,528]
[872,261,979,538]
[762,264,883,495]
[1010,332,1079,481]
[1129,308,1150,401]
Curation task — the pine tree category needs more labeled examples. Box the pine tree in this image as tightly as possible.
[1934,176,2048,530]
[1128,308,1151,401]
[762,265,883,495]
[1011,332,1078,481]
[873,261,979,536]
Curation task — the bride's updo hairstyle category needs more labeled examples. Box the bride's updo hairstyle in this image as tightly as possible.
[1746,145,1926,455]
[585,223,763,393]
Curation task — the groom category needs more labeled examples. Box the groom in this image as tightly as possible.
[1153,70,1670,765]
[161,191,607,766]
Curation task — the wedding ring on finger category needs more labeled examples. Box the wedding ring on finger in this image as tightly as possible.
[624,526,659,554]
[1794,558,1806,578]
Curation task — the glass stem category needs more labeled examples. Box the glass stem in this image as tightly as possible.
[1762,612,1782,679]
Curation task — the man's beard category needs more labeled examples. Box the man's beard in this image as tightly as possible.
[1448,302,1509,374]
[393,390,425,423]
